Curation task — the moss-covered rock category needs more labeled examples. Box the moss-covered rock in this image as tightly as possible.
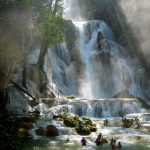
[123,118,134,128]
[54,114,96,135]
[90,124,97,132]
[18,128,31,139]
[35,125,59,137]
[82,117,93,126]
[66,95,76,99]
[76,125,91,135]
[64,117,77,127]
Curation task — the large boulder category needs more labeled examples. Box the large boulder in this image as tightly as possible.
[64,117,77,127]
[113,90,135,98]
[76,125,91,135]
[35,125,59,137]
[35,127,45,136]
[122,118,134,128]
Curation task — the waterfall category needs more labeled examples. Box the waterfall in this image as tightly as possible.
[24,0,150,99]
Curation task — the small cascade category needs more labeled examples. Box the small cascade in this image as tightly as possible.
[46,98,143,118]
[69,98,142,118]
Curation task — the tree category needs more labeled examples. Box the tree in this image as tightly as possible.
[37,0,64,70]
[0,0,65,110]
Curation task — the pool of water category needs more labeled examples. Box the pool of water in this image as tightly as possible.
[22,139,150,150]
[22,116,150,150]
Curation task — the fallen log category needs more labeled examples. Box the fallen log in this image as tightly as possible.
[10,79,36,100]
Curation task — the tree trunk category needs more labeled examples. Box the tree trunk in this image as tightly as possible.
[0,72,8,112]
[37,43,49,94]
[37,44,48,70]
[22,63,27,89]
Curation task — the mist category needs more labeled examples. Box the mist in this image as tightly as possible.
[118,0,150,63]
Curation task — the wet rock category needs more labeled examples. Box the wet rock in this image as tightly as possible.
[46,125,59,137]
[35,127,45,136]
[90,124,97,132]
[35,125,59,137]
[42,98,56,106]
[113,90,135,98]
[97,31,105,50]
[15,115,38,123]
[75,125,91,135]
[66,95,76,99]
[64,117,77,127]
[122,118,134,128]
[18,128,32,139]
[95,138,108,145]
[82,117,93,126]
[42,89,56,98]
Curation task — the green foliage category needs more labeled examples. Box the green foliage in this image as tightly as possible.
[37,1,64,48]
[82,117,93,126]
[66,95,76,99]
[0,0,65,94]
[64,117,77,127]
[54,114,97,135]
[75,125,91,135]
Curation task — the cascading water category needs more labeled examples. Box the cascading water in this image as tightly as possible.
[34,0,150,98]
[21,1,150,149]
[47,98,143,118]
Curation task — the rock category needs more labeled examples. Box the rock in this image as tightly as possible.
[76,125,91,135]
[42,89,56,98]
[64,117,77,127]
[95,138,108,145]
[15,115,38,123]
[66,95,76,99]
[113,90,135,98]
[97,31,105,50]
[42,98,56,106]
[35,127,44,136]
[46,125,59,137]
[90,124,97,132]
[18,128,31,139]
[82,117,97,132]
[122,118,134,128]
[82,117,93,126]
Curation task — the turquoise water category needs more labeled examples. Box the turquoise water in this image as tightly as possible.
[23,139,150,150]
[22,115,150,150]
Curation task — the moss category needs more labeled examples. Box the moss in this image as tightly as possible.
[82,117,93,126]
[75,125,91,135]
[66,95,76,99]
[123,118,134,128]
[53,114,96,135]
[64,117,77,127]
